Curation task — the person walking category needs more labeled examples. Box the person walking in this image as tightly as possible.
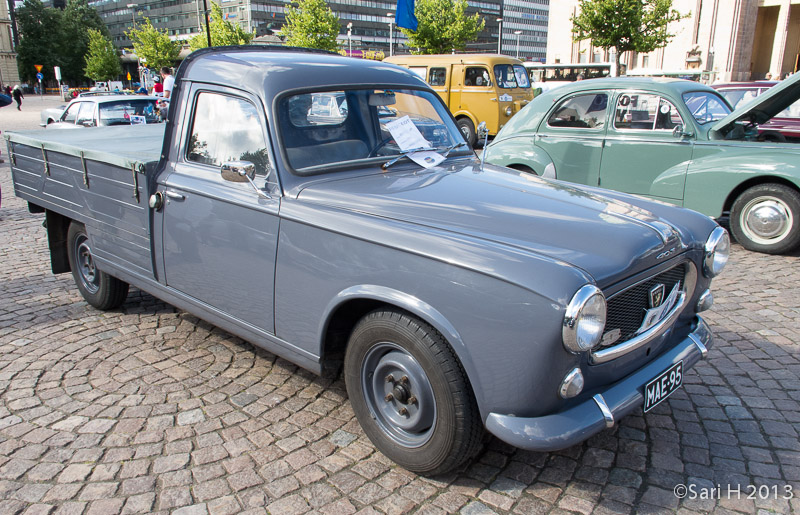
[12,85,23,111]
[160,67,174,99]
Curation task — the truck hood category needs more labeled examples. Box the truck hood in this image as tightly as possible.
[296,160,691,285]
[711,72,800,137]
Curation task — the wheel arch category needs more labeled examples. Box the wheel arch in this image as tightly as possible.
[722,176,800,215]
[453,111,478,130]
[318,285,482,406]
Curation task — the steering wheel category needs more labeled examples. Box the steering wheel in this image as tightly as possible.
[369,137,395,157]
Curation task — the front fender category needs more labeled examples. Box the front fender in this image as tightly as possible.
[684,146,800,217]
[485,135,554,176]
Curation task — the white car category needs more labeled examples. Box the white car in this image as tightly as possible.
[40,94,161,128]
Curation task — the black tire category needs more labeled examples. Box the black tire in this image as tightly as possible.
[456,118,477,148]
[730,184,800,254]
[344,309,482,475]
[67,222,129,310]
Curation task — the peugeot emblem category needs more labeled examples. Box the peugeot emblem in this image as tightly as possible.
[649,284,666,309]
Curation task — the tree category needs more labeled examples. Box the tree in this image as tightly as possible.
[14,0,62,83]
[399,0,484,55]
[572,0,687,75]
[15,0,108,84]
[189,1,255,51]
[281,0,341,52]
[126,17,181,71]
[84,29,122,82]
[60,0,109,83]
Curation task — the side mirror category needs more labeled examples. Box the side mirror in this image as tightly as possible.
[672,125,694,139]
[221,161,270,199]
[477,121,489,140]
[221,161,255,183]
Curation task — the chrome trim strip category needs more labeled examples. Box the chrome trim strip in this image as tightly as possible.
[689,333,708,357]
[591,262,698,364]
[593,394,615,428]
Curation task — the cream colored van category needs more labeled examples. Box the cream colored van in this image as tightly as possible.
[384,54,534,145]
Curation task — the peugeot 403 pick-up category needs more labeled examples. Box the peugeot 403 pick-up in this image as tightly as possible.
[6,46,728,475]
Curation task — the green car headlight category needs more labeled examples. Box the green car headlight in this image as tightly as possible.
[563,285,607,353]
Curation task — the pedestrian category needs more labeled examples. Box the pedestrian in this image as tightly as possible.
[5,84,12,96]
[12,85,23,111]
[160,67,174,99]
[151,76,163,97]
[765,72,773,80]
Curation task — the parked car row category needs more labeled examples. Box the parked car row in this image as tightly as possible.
[485,74,800,255]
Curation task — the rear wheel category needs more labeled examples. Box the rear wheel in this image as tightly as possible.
[344,309,482,475]
[456,118,476,147]
[730,184,800,254]
[67,222,129,310]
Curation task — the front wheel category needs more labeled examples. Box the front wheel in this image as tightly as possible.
[456,118,476,148]
[344,309,482,475]
[67,222,129,310]
[730,184,800,254]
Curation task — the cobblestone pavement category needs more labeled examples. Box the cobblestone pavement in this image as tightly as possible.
[1,102,800,514]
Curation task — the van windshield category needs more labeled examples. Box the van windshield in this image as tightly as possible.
[494,64,531,89]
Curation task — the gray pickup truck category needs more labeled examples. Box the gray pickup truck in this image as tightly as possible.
[7,46,729,475]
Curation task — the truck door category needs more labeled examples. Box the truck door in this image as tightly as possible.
[159,84,280,334]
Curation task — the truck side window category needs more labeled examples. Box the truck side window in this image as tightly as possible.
[429,68,446,86]
[186,92,271,175]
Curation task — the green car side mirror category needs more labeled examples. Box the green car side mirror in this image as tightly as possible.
[672,125,694,139]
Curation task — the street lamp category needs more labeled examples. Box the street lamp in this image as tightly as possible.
[347,22,353,57]
[514,30,522,59]
[387,13,394,57]
[496,18,502,54]
[126,3,136,28]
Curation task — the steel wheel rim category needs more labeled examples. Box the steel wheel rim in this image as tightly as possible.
[361,342,436,448]
[740,195,793,245]
[459,124,471,140]
[74,234,100,294]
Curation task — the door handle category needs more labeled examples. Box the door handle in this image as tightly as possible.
[165,191,185,201]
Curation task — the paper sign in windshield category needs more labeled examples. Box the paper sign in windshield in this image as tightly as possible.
[129,115,147,125]
[385,115,431,151]
[408,151,445,168]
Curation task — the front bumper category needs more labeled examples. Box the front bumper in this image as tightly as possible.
[485,317,713,451]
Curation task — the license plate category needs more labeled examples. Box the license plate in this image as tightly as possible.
[644,361,683,412]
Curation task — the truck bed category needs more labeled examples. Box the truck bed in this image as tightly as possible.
[5,124,165,279]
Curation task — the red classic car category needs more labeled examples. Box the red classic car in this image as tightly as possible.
[712,80,800,142]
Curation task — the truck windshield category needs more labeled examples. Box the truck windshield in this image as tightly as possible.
[493,64,531,89]
[280,88,467,172]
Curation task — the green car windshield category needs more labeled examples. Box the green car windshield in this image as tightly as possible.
[682,91,731,124]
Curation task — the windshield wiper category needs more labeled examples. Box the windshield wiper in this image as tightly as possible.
[381,141,470,170]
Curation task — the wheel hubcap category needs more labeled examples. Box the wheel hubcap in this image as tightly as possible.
[362,343,436,448]
[741,196,793,244]
[75,235,100,294]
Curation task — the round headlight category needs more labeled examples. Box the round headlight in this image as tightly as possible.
[704,227,730,277]
[563,285,607,353]
[505,106,513,116]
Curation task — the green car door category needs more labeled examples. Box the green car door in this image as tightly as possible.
[536,91,610,186]
[598,91,693,202]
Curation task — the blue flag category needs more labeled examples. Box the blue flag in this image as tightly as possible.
[396,0,418,31]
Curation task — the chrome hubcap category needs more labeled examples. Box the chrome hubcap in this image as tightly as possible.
[75,235,100,294]
[362,342,436,448]
[741,196,793,244]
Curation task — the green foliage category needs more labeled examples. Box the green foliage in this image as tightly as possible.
[126,17,181,71]
[15,0,106,84]
[281,0,341,52]
[84,29,122,81]
[399,0,484,55]
[189,1,255,51]
[572,0,687,74]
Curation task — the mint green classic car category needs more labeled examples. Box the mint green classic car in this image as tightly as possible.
[485,75,800,254]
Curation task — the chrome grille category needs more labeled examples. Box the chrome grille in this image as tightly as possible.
[600,263,687,349]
